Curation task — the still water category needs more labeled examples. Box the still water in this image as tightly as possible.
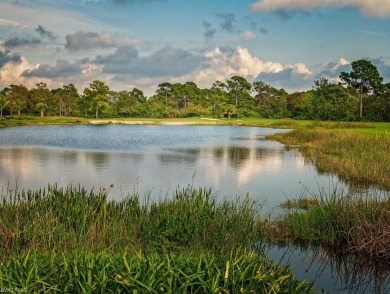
[0,124,342,207]
[0,124,387,293]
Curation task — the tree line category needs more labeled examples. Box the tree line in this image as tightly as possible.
[0,59,389,121]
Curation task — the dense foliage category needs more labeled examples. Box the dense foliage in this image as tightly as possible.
[1,59,389,121]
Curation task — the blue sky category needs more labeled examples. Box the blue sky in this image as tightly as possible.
[1,0,390,96]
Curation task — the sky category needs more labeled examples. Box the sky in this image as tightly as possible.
[1,0,390,96]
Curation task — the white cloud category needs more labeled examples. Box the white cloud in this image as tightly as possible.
[250,0,390,18]
[0,18,20,27]
[228,31,257,42]
[173,47,284,89]
[291,62,312,75]
[0,56,54,89]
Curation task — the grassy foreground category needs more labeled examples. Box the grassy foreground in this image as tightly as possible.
[0,185,312,293]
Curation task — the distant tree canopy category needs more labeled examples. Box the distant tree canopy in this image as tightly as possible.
[0,59,388,121]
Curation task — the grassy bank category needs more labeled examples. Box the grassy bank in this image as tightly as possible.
[0,115,303,129]
[268,127,390,190]
[264,189,390,262]
[0,185,312,293]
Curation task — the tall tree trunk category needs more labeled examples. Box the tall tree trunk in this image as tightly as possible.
[96,105,99,119]
[359,83,363,119]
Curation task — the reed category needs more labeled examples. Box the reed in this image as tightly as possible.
[0,185,264,256]
[0,185,313,293]
[268,128,390,190]
[268,189,390,260]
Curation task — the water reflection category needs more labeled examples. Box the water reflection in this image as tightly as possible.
[85,152,109,170]
[0,125,343,203]
[267,244,390,293]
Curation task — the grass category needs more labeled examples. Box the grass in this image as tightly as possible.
[264,188,390,261]
[0,185,262,255]
[268,128,390,190]
[0,250,311,293]
[0,185,313,293]
[0,116,308,129]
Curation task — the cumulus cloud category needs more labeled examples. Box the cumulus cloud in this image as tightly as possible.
[257,62,313,91]
[35,25,56,40]
[314,58,351,83]
[65,31,141,51]
[188,46,284,88]
[65,31,117,51]
[21,60,83,78]
[372,57,390,81]
[0,55,54,89]
[94,45,204,78]
[250,0,390,18]
[4,36,41,48]
[94,45,139,73]
[0,49,22,67]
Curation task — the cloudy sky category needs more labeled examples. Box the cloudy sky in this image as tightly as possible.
[1,0,390,96]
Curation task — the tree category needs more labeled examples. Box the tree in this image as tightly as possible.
[226,76,251,109]
[252,81,288,118]
[29,83,53,116]
[83,80,110,119]
[340,59,383,119]
[36,102,48,117]
[156,82,173,108]
[310,79,358,120]
[0,94,9,119]
[53,84,79,116]
[6,84,28,116]
[252,81,270,107]
[210,81,227,117]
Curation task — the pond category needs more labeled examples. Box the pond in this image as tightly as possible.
[0,124,343,207]
[0,124,387,293]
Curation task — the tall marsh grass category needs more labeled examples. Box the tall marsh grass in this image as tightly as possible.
[0,185,263,255]
[268,128,390,190]
[0,185,313,293]
[269,189,390,261]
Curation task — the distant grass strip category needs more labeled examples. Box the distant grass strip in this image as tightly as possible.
[268,128,390,190]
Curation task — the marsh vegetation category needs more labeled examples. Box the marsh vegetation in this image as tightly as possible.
[0,185,312,293]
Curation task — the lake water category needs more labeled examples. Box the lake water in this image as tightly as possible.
[0,124,388,293]
[0,124,343,208]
